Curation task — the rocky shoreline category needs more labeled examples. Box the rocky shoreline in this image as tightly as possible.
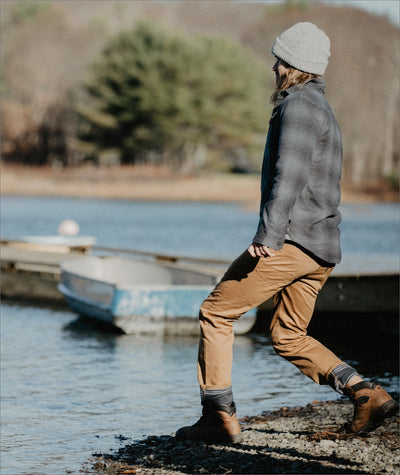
[86,398,399,474]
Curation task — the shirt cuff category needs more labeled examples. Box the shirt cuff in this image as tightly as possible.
[253,225,285,250]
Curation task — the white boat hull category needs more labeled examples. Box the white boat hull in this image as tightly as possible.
[59,256,257,335]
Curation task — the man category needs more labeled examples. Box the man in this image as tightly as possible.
[176,22,398,444]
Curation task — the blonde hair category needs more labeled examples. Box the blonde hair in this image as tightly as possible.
[270,67,320,105]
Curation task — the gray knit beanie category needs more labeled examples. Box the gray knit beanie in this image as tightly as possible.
[271,22,330,76]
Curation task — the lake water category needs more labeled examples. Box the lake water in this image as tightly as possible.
[1,197,399,474]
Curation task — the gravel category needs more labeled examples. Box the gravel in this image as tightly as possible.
[86,398,399,474]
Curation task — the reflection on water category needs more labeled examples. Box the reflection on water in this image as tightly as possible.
[1,302,398,475]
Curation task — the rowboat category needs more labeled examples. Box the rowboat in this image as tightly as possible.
[58,255,257,335]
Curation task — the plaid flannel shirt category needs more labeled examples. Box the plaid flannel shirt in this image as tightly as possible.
[253,78,342,264]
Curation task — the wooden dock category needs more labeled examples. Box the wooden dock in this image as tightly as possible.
[1,240,92,304]
[0,240,226,305]
[1,240,398,329]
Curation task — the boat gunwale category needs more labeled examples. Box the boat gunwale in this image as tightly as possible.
[61,267,216,294]
[60,265,118,289]
[60,255,220,288]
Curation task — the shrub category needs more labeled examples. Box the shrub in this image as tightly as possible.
[76,22,269,170]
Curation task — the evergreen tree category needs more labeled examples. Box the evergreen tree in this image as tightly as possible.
[77,22,270,169]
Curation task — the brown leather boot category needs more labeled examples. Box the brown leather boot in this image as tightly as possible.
[175,401,242,444]
[345,381,399,435]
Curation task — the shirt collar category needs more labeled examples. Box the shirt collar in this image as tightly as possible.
[275,77,326,106]
[285,77,326,96]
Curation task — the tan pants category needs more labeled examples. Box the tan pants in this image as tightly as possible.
[198,243,344,391]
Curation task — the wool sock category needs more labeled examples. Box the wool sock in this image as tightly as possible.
[328,363,360,394]
[200,386,234,407]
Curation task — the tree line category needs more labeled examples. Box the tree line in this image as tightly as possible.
[1,0,399,188]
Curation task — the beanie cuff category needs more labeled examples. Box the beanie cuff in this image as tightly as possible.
[272,37,328,75]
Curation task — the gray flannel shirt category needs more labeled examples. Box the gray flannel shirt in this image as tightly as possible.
[253,78,342,264]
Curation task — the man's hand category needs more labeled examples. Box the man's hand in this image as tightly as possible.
[247,242,276,258]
